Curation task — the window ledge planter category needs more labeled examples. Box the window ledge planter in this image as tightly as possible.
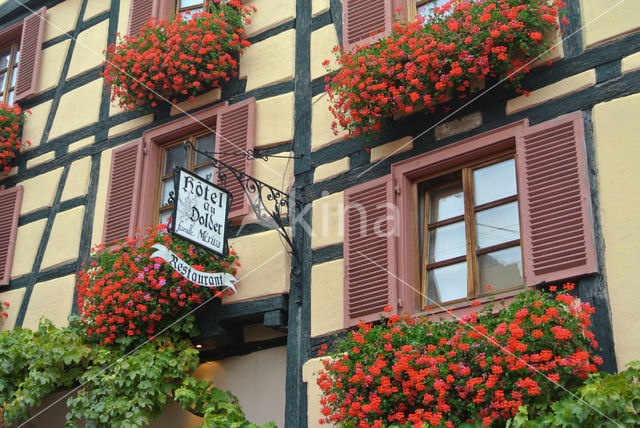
[324,0,567,139]
[103,0,255,111]
[0,102,28,172]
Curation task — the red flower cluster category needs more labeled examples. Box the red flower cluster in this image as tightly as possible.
[317,284,602,427]
[76,225,239,347]
[103,0,255,110]
[0,103,29,172]
[325,0,567,138]
[0,300,9,321]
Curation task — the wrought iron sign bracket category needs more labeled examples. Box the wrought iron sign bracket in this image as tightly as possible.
[177,141,304,261]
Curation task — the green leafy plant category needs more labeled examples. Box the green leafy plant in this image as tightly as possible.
[103,0,255,110]
[324,0,567,138]
[317,285,603,427]
[508,361,640,428]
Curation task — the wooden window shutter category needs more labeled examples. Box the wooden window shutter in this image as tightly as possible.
[342,0,393,51]
[214,98,256,220]
[0,186,23,286]
[103,140,144,243]
[14,7,46,102]
[343,174,397,326]
[128,0,159,37]
[516,112,597,285]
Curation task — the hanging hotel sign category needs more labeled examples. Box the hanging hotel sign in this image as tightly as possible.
[150,244,237,293]
[169,168,231,257]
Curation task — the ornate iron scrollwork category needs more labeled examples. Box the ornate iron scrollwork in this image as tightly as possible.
[180,141,304,260]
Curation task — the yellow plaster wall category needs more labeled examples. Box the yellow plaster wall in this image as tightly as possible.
[67,20,109,79]
[22,274,75,330]
[255,93,295,148]
[243,324,286,342]
[239,29,295,91]
[91,147,113,246]
[49,79,103,140]
[19,167,63,214]
[26,151,54,169]
[41,206,85,270]
[252,153,295,194]
[42,0,82,42]
[244,0,295,37]
[580,0,640,49]
[310,25,339,80]
[84,0,110,21]
[314,157,349,183]
[10,219,46,279]
[311,191,344,250]
[36,40,70,94]
[21,100,52,150]
[312,0,330,17]
[107,114,154,138]
[61,156,91,202]
[312,93,346,151]
[621,52,640,74]
[592,93,640,368]
[170,89,221,116]
[0,288,26,331]
[505,69,595,115]
[303,357,328,428]
[225,229,290,303]
[370,136,413,163]
[117,0,132,37]
[68,136,95,153]
[311,259,344,337]
[435,111,482,141]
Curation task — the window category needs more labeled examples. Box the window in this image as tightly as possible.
[0,41,19,104]
[343,113,598,326]
[102,98,256,244]
[416,0,450,19]
[156,132,216,225]
[0,8,46,103]
[128,0,214,36]
[175,0,210,16]
[419,155,523,308]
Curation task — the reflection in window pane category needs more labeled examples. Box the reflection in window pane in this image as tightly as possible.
[0,72,6,90]
[14,50,19,62]
[473,158,517,205]
[194,164,214,183]
[417,0,451,20]
[428,221,466,263]
[0,50,10,70]
[164,145,186,175]
[429,182,464,222]
[10,67,16,86]
[427,261,467,304]
[7,91,13,105]
[161,177,175,207]
[180,0,204,7]
[195,133,215,165]
[476,201,520,249]
[159,209,173,226]
[478,246,523,294]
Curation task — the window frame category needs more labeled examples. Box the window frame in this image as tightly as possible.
[0,40,19,104]
[417,150,524,310]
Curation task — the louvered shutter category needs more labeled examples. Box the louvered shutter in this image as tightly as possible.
[103,140,144,243]
[214,98,256,219]
[516,112,597,285]
[343,174,397,326]
[128,0,159,37]
[342,0,393,51]
[14,7,46,102]
[0,186,23,286]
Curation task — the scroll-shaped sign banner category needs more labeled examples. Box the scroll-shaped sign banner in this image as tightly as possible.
[150,244,237,294]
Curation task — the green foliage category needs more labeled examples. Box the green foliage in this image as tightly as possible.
[0,317,270,428]
[508,361,640,428]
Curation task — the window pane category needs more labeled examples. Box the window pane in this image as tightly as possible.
[473,158,517,205]
[417,0,451,19]
[159,209,173,226]
[14,49,19,62]
[7,90,14,105]
[163,145,186,175]
[161,177,175,207]
[180,0,204,7]
[10,67,16,86]
[0,50,10,70]
[478,246,523,294]
[428,221,466,263]
[429,182,463,222]
[426,261,467,304]
[476,202,520,249]
[194,164,214,183]
[195,133,215,165]
[0,72,6,90]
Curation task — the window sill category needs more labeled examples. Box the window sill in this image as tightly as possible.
[418,288,525,322]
